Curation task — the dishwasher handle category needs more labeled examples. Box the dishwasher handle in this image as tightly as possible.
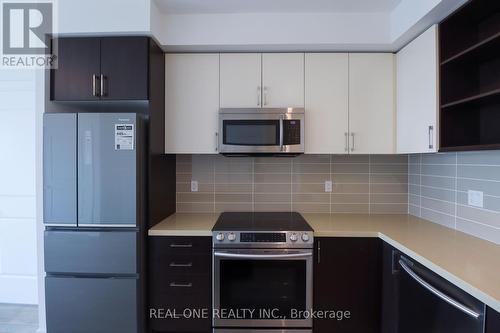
[399,259,481,319]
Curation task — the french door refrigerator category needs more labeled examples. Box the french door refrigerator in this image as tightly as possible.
[43,113,146,333]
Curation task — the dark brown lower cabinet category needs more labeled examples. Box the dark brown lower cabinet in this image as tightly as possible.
[149,236,212,333]
[486,306,500,332]
[380,242,399,333]
[313,237,382,333]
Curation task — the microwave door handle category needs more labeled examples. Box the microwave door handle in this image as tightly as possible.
[214,252,312,259]
[279,115,284,152]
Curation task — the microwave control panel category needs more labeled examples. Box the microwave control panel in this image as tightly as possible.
[283,120,301,145]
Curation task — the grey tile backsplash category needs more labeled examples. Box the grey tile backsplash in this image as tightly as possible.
[176,154,408,215]
[409,151,500,245]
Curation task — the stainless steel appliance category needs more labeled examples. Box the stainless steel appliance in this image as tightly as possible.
[397,255,485,333]
[43,113,146,333]
[212,212,313,333]
[218,108,305,155]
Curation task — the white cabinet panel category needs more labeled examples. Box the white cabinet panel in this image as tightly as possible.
[220,53,262,108]
[305,53,349,154]
[349,53,395,154]
[262,53,304,108]
[165,54,219,154]
[397,25,438,153]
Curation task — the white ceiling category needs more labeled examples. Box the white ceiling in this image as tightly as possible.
[155,0,403,14]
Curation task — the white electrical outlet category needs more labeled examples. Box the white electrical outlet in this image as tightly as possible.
[191,180,199,192]
[468,190,483,208]
[325,181,333,193]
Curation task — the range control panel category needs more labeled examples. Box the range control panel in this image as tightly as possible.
[213,231,313,248]
[240,232,286,243]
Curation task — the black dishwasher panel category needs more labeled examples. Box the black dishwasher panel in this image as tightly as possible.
[398,256,485,333]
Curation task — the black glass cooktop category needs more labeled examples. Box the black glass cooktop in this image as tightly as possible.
[213,212,313,232]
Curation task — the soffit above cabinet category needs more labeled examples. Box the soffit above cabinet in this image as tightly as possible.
[152,0,468,52]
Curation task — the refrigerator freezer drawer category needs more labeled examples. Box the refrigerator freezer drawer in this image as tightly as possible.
[43,113,77,226]
[45,230,137,275]
[46,276,137,333]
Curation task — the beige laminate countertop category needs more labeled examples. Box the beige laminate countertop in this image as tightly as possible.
[149,213,500,313]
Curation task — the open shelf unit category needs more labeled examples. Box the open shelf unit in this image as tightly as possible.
[439,0,500,151]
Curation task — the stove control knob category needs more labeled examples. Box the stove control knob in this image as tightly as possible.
[302,233,310,242]
[290,233,298,242]
[228,233,236,241]
[216,233,225,241]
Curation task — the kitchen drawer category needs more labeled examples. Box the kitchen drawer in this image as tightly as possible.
[45,230,137,274]
[158,254,211,275]
[152,274,211,295]
[150,236,212,255]
[150,285,211,333]
[149,236,212,333]
[46,276,137,333]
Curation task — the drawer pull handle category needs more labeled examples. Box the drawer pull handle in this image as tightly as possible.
[169,262,193,267]
[170,244,193,248]
[170,282,192,288]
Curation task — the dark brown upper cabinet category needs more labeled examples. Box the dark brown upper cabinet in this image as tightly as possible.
[439,0,500,151]
[51,36,149,101]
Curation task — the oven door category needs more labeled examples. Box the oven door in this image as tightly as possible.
[213,249,313,328]
[218,111,304,154]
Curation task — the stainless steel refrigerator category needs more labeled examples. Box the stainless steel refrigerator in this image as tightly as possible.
[43,112,146,333]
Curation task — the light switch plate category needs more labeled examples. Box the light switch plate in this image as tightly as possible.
[325,181,333,193]
[468,190,483,208]
[191,180,199,192]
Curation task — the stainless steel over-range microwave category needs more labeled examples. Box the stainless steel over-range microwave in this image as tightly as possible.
[218,108,305,155]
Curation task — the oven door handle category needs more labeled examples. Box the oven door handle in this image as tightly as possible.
[214,252,312,259]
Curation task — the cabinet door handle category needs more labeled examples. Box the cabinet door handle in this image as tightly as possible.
[344,132,349,152]
[257,86,261,106]
[100,74,106,97]
[350,133,355,152]
[169,262,193,267]
[428,125,434,149]
[215,132,219,152]
[92,74,99,97]
[170,243,193,248]
[317,240,321,264]
[169,282,193,288]
[263,87,268,106]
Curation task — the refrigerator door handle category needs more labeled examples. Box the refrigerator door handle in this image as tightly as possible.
[399,259,481,319]
[83,130,93,165]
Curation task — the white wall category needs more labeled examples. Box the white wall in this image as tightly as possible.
[0,69,38,304]
[391,0,468,49]
[35,69,46,333]
[153,0,467,51]
[57,0,151,34]
[160,12,391,51]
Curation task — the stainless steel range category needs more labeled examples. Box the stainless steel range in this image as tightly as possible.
[212,212,314,333]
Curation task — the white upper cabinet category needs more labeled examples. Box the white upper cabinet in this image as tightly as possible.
[349,53,396,154]
[220,53,262,108]
[397,25,438,153]
[262,53,305,108]
[165,54,220,154]
[305,53,349,154]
